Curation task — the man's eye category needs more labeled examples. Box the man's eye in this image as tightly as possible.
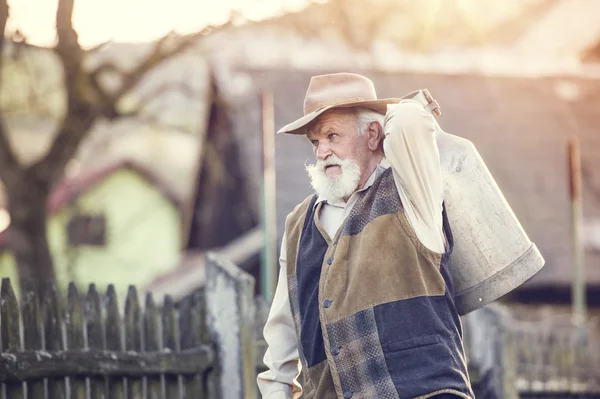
[328,133,337,140]
[311,140,319,146]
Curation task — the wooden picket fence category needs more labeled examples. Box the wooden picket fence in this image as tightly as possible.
[512,319,600,396]
[463,304,600,399]
[0,253,258,399]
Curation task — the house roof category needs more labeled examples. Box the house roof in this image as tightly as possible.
[231,68,600,289]
[206,0,600,78]
[0,159,182,250]
[141,227,263,300]
[48,159,182,214]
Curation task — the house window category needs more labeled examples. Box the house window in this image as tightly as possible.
[67,213,106,246]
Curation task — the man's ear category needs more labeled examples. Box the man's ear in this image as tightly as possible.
[367,121,383,151]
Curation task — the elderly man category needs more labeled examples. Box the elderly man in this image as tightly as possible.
[257,73,474,399]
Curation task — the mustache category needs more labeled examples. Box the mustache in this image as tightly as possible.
[307,154,345,170]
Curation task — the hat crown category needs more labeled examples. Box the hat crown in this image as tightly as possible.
[303,73,378,115]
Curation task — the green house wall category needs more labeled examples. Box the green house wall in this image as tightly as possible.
[0,168,181,299]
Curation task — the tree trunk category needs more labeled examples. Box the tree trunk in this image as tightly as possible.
[7,172,56,298]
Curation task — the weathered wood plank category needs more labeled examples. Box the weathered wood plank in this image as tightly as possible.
[0,347,214,381]
[144,293,162,399]
[1,278,24,398]
[105,285,125,399]
[21,291,45,398]
[162,295,181,398]
[65,283,87,399]
[86,284,107,399]
[125,286,143,399]
[179,296,196,399]
[205,254,257,399]
[180,291,206,398]
[43,283,67,398]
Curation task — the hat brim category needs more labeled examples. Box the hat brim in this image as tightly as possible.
[277,98,402,135]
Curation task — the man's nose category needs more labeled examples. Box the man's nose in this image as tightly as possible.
[316,142,332,160]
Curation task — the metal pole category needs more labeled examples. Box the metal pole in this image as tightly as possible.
[261,91,277,302]
[568,137,586,327]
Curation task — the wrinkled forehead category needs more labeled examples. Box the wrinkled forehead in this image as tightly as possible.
[305,108,357,138]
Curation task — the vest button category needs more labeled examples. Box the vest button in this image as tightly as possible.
[323,299,332,308]
[326,257,333,265]
[331,346,340,356]
[343,390,353,398]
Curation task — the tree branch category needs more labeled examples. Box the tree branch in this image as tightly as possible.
[0,0,8,63]
[86,40,109,54]
[55,0,82,91]
[90,22,229,107]
[118,81,198,117]
[38,17,230,184]
[35,0,94,185]
[0,118,19,187]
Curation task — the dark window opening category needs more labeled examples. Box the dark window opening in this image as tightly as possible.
[67,213,106,246]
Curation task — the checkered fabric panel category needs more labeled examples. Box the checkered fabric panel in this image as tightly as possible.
[339,168,403,240]
[326,308,399,399]
[287,274,314,393]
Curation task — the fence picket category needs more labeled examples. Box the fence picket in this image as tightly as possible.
[21,291,45,398]
[144,293,163,399]
[105,285,125,399]
[125,286,144,399]
[179,291,206,399]
[162,295,181,398]
[161,295,178,351]
[86,284,107,399]
[43,284,67,398]
[65,283,86,399]
[1,278,24,398]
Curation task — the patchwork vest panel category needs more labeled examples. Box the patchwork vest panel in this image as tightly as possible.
[285,168,474,399]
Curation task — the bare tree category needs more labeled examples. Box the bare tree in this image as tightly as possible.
[0,0,220,296]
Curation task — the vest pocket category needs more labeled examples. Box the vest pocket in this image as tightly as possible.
[384,334,441,352]
[384,334,455,397]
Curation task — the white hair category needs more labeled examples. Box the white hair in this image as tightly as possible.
[354,107,384,136]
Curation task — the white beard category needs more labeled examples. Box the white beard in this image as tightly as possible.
[306,154,361,203]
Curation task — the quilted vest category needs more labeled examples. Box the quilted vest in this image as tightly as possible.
[284,168,474,399]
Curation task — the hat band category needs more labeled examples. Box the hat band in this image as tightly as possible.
[304,96,375,115]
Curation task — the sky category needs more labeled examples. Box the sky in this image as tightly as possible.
[7,0,310,48]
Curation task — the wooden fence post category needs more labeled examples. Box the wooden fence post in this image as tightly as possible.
[66,282,87,398]
[106,284,126,399]
[205,252,257,399]
[86,284,107,399]
[44,283,67,398]
[124,286,143,399]
[21,290,44,397]
[179,288,208,398]
[144,293,163,399]
[463,303,518,399]
[162,295,181,397]
[1,279,24,397]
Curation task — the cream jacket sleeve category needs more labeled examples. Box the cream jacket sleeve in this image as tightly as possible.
[383,99,446,254]
[257,237,301,399]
